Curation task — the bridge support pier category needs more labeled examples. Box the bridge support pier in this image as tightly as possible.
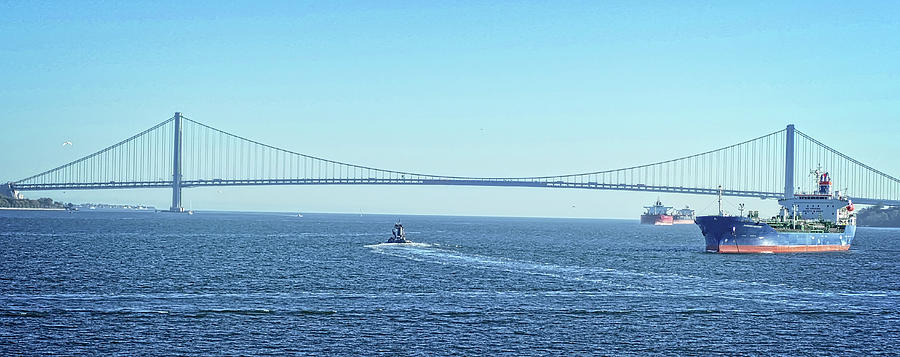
[170,112,184,212]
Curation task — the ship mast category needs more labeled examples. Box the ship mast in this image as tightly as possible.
[718,185,723,216]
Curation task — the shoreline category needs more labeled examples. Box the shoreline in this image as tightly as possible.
[0,207,66,211]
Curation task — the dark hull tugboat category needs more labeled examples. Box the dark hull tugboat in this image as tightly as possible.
[695,170,856,253]
[387,221,411,243]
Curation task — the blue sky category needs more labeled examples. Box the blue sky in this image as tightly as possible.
[1,1,898,218]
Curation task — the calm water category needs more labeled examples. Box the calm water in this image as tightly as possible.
[1,211,898,355]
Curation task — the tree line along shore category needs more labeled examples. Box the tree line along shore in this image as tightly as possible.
[0,196,69,210]
[856,205,900,227]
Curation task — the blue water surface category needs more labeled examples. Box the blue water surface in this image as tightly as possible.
[1,211,898,355]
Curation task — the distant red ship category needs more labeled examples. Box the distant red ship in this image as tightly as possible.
[641,199,674,225]
[672,206,695,224]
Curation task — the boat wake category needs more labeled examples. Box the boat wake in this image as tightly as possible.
[365,243,888,310]
[363,242,434,249]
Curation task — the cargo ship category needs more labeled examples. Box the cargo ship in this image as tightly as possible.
[673,206,695,224]
[641,199,674,225]
[695,171,856,253]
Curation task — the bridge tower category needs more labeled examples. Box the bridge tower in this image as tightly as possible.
[784,124,795,199]
[170,112,184,212]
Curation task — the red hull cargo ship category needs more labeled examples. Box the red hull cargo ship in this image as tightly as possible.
[673,206,695,224]
[641,199,674,225]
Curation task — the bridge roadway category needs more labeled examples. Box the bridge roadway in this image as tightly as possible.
[13,178,897,206]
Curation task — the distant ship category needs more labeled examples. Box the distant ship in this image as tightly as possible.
[673,206,695,224]
[641,199,673,225]
[695,170,856,253]
[387,222,411,243]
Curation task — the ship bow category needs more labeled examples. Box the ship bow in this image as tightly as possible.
[694,216,745,252]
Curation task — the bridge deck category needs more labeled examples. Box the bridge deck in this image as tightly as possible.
[13,179,897,205]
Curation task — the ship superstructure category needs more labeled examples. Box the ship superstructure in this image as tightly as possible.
[695,170,856,253]
[673,206,695,224]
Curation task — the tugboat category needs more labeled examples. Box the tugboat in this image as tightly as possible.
[387,221,411,243]
[695,170,856,253]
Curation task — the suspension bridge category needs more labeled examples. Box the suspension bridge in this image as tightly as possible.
[4,113,899,212]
